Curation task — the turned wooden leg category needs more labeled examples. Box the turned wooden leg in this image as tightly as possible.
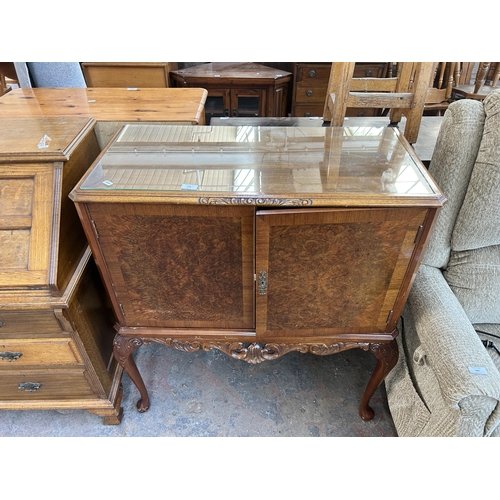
[359,339,399,420]
[113,334,150,413]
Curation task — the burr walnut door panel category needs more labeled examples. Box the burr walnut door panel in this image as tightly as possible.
[87,203,255,330]
[255,207,428,341]
[0,165,55,290]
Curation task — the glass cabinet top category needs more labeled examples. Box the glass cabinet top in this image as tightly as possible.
[79,124,441,199]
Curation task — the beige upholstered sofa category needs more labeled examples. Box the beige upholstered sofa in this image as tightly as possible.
[386,89,500,437]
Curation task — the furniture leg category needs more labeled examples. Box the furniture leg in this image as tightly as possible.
[113,334,150,412]
[359,339,399,420]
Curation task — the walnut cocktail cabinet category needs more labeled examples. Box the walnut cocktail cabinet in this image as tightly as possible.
[0,118,123,424]
[70,124,446,420]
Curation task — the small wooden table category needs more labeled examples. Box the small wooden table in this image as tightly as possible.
[70,123,446,421]
[0,87,208,148]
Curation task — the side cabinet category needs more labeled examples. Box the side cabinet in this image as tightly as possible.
[70,123,446,421]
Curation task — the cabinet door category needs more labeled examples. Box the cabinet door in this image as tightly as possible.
[87,203,255,330]
[255,207,427,341]
[0,165,55,289]
[230,89,265,117]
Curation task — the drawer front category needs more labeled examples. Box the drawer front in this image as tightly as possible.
[296,64,331,83]
[296,63,388,83]
[0,337,82,366]
[294,82,328,104]
[0,311,63,335]
[0,370,95,400]
[292,104,325,117]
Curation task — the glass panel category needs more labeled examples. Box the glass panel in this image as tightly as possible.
[80,124,438,199]
[236,96,259,117]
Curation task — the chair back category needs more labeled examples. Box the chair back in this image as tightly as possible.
[323,62,435,144]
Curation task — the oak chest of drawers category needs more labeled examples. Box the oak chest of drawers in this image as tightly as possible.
[292,62,390,118]
[0,117,122,424]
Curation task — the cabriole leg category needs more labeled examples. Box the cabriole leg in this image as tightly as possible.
[113,334,150,413]
[359,339,399,420]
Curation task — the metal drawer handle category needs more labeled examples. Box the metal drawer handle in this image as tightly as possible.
[18,382,42,392]
[0,351,23,362]
[308,70,317,78]
[0,321,4,328]
[306,90,313,97]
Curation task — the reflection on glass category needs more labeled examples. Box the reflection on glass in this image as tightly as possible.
[80,124,435,196]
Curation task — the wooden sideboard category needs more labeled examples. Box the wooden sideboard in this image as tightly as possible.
[170,63,292,123]
[292,62,391,117]
[0,118,122,424]
[70,123,446,421]
[81,62,179,88]
[0,87,208,148]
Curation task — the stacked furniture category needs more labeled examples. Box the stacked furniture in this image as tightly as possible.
[386,89,500,436]
[0,87,208,424]
[0,117,123,424]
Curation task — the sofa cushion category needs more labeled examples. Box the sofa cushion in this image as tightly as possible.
[452,89,500,251]
[444,244,500,323]
[422,99,485,269]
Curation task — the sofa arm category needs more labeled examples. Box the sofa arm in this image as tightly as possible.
[408,264,500,409]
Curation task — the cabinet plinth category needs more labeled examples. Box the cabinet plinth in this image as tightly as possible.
[70,123,446,421]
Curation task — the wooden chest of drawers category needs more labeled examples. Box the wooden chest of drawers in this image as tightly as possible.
[292,62,390,117]
[0,117,123,424]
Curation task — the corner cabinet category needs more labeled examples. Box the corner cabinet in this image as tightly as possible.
[0,118,123,424]
[170,63,292,123]
[70,124,446,421]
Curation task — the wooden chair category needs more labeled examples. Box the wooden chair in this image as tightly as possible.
[452,62,500,100]
[424,62,457,115]
[323,62,435,144]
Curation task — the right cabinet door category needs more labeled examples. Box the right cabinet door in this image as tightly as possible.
[255,207,428,342]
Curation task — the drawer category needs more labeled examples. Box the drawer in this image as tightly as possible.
[0,369,95,400]
[0,337,82,366]
[294,82,328,104]
[295,64,331,83]
[0,177,34,218]
[292,104,325,117]
[0,311,63,335]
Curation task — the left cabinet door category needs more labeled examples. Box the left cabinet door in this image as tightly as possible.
[0,165,55,290]
[86,202,255,331]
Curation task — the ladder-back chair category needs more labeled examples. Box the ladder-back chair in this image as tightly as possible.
[323,62,435,144]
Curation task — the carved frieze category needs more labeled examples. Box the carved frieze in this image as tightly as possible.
[198,197,313,206]
[140,338,371,364]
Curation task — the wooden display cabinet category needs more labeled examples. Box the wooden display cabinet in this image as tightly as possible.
[170,63,292,123]
[70,123,446,422]
[0,117,123,424]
